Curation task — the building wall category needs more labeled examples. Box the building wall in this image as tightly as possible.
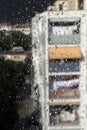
[32,13,48,130]
[68,0,78,10]
[32,10,87,130]
[48,0,87,11]
[84,0,87,10]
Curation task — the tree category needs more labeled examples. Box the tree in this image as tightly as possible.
[0,31,32,51]
[11,31,32,50]
[0,31,12,50]
[0,59,25,130]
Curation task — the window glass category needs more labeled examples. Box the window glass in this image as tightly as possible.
[78,0,84,10]
[59,4,63,11]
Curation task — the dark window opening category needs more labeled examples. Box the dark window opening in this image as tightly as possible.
[59,4,63,11]
[49,20,81,26]
[78,0,84,10]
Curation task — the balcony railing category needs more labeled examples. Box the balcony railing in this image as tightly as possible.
[49,76,80,99]
[49,88,80,99]
[49,61,80,72]
[49,105,80,126]
[49,34,80,44]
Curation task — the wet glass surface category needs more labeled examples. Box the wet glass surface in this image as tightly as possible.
[0,1,86,130]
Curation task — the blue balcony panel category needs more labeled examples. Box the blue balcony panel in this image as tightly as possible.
[49,61,80,72]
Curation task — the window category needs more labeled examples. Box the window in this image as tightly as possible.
[59,4,63,11]
[48,20,81,44]
[78,0,84,10]
[49,75,80,99]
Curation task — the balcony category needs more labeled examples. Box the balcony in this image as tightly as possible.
[49,60,80,72]
[49,34,80,44]
[49,104,80,126]
[49,75,80,99]
[49,89,80,99]
[48,20,81,44]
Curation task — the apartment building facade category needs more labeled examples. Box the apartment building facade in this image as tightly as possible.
[32,0,87,130]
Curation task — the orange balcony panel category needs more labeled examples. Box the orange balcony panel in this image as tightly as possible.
[48,47,82,60]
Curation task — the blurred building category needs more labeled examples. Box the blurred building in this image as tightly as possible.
[12,23,31,35]
[0,23,12,31]
[0,23,31,35]
[4,53,26,62]
[32,0,87,130]
[12,27,31,35]
[47,0,84,11]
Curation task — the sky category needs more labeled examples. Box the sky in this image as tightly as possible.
[0,0,54,24]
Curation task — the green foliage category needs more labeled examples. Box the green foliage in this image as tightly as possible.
[0,59,25,130]
[11,31,32,50]
[0,31,31,51]
[0,59,25,95]
[0,32,12,50]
